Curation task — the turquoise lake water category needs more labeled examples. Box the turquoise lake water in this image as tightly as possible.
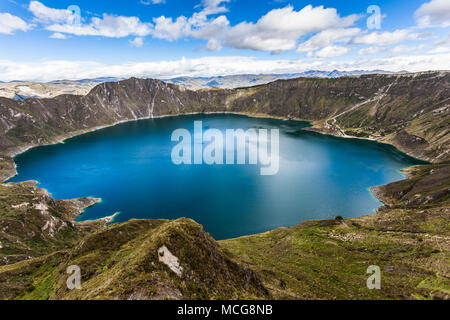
[9,114,425,240]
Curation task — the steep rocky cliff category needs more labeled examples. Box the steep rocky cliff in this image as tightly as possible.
[0,181,103,266]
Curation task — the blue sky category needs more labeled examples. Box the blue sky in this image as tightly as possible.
[0,0,449,81]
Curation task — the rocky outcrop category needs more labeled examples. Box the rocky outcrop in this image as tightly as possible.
[0,181,103,266]
[0,181,269,300]
[0,218,270,300]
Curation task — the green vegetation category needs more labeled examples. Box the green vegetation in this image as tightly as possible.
[0,218,269,300]
[0,181,103,266]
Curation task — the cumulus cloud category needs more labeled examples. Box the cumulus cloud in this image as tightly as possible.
[390,45,424,54]
[1,53,449,82]
[200,0,231,15]
[152,16,191,41]
[11,0,448,61]
[297,28,360,53]
[29,1,74,24]
[47,14,153,38]
[415,0,450,27]
[351,29,410,45]
[49,32,67,39]
[29,1,152,38]
[413,32,434,40]
[428,46,450,54]
[206,39,222,51]
[308,45,350,58]
[358,46,387,55]
[207,5,359,52]
[150,4,359,53]
[148,0,231,42]
[0,12,32,34]
[25,1,361,54]
[129,37,144,47]
[140,0,166,4]
[30,0,228,42]
[435,34,450,46]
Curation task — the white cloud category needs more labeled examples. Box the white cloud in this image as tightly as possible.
[0,12,32,34]
[390,45,422,54]
[206,38,222,51]
[200,0,231,15]
[50,32,67,39]
[140,0,166,4]
[28,1,152,38]
[309,45,350,58]
[152,16,191,41]
[25,2,360,54]
[11,0,448,62]
[1,53,448,82]
[415,0,450,27]
[150,4,359,53]
[219,6,358,52]
[150,1,231,42]
[190,15,229,42]
[428,46,450,54]
[352,29,410,45]
[435,34,450,46]
[358,46,387,55]
[29,1,73,24]
[129,37,144,47]
[47,14,153,38]
[297,28,360,53]
[410,31,434,40]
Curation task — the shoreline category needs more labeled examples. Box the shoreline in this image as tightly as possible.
[304,124,434,164]
[0,111,431,229]
[3,110,429,163]
[1,111,310,183]
[94,212,120,224]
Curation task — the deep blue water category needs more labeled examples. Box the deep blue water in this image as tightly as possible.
[9,114,424,240]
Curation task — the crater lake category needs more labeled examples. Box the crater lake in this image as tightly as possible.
[8,114,425,240]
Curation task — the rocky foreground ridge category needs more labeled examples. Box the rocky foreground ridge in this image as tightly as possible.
[0,72,448,299]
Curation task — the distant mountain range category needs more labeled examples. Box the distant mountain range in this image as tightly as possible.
[164,70,403,89]
[0,70,405,100]
[0,78,121,101]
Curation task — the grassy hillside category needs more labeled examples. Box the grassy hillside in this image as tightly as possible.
[0,217,269,300]
[221,163,449,300]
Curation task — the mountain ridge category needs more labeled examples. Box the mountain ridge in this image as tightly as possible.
[0,70,408,101]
